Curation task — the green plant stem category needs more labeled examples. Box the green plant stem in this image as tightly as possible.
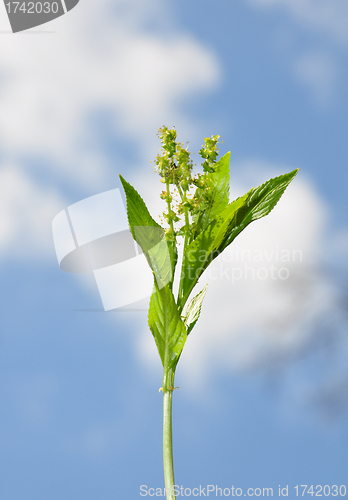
[176,184,190,304]
[162,368,176,500]
[166,180,177,279]
[176,184,190,240]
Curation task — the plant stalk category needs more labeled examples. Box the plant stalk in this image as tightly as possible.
[162,368,176,500]
[176,184,191,305]
[165,180,177,279]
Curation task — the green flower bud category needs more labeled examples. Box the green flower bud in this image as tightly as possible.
[180,179,189,191]
[158,126,177,158]
[199,134,220,172]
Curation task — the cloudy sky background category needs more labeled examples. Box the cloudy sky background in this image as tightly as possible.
[0,0,347,498]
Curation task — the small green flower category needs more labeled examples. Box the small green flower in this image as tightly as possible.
[199,134,220,173]
[158,126,177,157]
[154,129,224,235]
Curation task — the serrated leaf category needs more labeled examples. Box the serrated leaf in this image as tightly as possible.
[181,284,208,335]
[221,168,299,250]
[148,283,187,370]
[119,175,161,238]
[146,235,172,289]
[119,175,172,287]
[193,152,230,236]
[179,169,298,306]
[179,193,248,306]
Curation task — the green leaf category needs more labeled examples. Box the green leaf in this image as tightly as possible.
[181,284,208,335]
[193,152,230,237]
[119,175,172,288]
[146,235,172,289]
[119,174,161,240]
[179,169,298,306]
[148,283,187,370]
[179,194,248,306]
[221,168,299,250]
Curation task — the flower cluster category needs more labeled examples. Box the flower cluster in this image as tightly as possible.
[155,126,193,190]
[199,135,220,173]
[155,126,221,234]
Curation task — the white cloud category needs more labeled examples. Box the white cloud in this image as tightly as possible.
[0,165,66,258]
[0,0,220,187]
[247,0,348,45]
[135,162,342,390]
[0,0,219,254]
[0,0,220,259]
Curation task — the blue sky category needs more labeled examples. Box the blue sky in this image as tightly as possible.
[0,0,347,499]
